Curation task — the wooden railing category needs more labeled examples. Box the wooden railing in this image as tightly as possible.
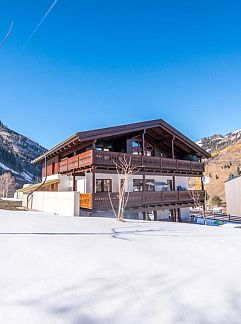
[58,150,204,174]
[93,151,204,172]
[80,190,205,210]
[59,151,93,173]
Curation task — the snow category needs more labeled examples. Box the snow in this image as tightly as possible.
[21,171,34,183]
[0,162,19,175]
[0,162,15,172]
[231,129,241,135]
[0,210,241,324]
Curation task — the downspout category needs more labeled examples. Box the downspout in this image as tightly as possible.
[27,156,48,209]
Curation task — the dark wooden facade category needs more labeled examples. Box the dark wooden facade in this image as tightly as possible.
[33,119,210,215]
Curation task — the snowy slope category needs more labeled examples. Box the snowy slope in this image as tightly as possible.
[0,210,241,324]
[197,129,241,153]
[0,121,46,187]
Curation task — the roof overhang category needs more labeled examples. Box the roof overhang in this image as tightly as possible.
[32,119,211,164]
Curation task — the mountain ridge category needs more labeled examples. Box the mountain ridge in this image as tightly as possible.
[0,121,47,188]
[196,129,241,153]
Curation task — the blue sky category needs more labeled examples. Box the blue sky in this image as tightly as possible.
[1,0,241,148]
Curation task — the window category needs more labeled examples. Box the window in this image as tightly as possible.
[133,179,143,191]
[96,179,112,192]
[133,179,155,191]
[131,138,142,155]
[145,179,155,191]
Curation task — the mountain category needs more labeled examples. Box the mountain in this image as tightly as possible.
[0,121,47,188]
[196,129,241,205]
[196,129,241,153]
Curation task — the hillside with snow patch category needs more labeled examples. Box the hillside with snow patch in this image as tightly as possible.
[0,121,46,187]
[196,129,241,153]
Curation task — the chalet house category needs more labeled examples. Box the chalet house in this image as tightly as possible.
[29,119,210,220]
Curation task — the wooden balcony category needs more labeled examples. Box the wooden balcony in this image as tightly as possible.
[80,190,205,210]
[59,151,93,173]
[59,150,204,175]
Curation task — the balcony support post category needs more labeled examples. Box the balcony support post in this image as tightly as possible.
[92,170,96,193]
[177,208,182,222]
[92,139,97,150]
[72,174,76,191]
[142,211,146,220]
[142,129,146,156]
[154,210,157,221]
[171,136,175,159]
[172,176,176,191]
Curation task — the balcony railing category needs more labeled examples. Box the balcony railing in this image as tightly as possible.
[80,190,205,210]
[59,150,204,174]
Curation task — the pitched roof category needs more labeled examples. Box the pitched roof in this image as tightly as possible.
[32,119,210,164]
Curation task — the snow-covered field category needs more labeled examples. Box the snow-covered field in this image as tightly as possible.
[0,210,241,324]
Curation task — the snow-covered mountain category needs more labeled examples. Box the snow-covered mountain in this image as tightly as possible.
[196,129,241,153]
[0,121,46,188]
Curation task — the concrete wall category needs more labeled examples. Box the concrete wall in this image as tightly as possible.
[23,191,80,216]
[225,176,241,216]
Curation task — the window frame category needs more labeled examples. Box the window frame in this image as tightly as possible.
[96,179,112,193]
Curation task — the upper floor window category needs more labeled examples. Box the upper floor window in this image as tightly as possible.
[131,137,154,156]
[96,142,112,152]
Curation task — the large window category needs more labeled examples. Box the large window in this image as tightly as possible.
[133,179,155,192]
[96,179,112,192]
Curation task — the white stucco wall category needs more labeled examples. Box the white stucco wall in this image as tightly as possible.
[225,176,241,216]
[77,178,86,193]
[93,173,190,192]
[23,191,80,216]
[43,172,191,194]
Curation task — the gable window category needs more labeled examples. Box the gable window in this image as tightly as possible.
[96,179,112,193]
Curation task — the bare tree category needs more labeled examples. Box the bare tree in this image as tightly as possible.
[189,190,206,225]
[0,172,16,198]
[108,156,138,221]
[0,22,14,49]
